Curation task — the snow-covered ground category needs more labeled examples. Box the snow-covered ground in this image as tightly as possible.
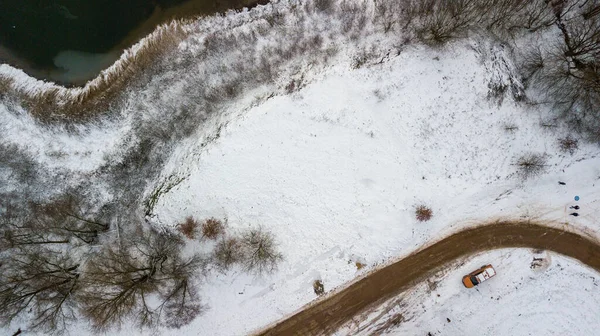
[340,249,600,336]
[150,42,600,335]
[0,102,129,172]
[1,0,600,335]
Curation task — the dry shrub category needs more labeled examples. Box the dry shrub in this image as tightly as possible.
[313,280,325,296]
[355,261,366,270]
[415,205,433,222]
[558,135,579,155]
[178,216,200,239]
[213,237,244,270]
[516,153,547,179]
[202,218,225,240]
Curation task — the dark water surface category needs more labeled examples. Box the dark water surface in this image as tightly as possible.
[0,0,259,85]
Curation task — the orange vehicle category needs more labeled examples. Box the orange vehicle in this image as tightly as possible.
[462,264,496,288]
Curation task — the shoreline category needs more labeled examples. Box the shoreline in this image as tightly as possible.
[0,0,269,87]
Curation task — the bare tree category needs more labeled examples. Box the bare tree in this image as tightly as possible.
[527,0,600,140]
[213,237,244,270]
[410,0,481,44]
[160,277,204,329]
[32,195,110,244]
[0,216,70,249]
[79,229,204,331]
[0,248,80,333]
[518,45,545,85]
[0,195,109,249]
[509,0,555,32]
[240,227,283,275]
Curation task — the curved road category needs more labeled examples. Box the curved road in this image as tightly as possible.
[255,221,600,336]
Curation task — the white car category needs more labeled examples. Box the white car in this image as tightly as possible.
[462,264,496,288]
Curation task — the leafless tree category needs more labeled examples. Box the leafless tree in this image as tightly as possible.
[213,237,244,270]
[0,248,80,333]
[415,205,433,222]
[518,45,545,85]
[79,229,205,331]
[161,277,204,329]
[482,0,554,36]
[1,215,70,250]
[409,0,481,44]
[526,0,600,140]
[510,0,555,32]
[33,195,109,244]
[1,195,109,248]
[402,0,556,44]
[240,227,283,275]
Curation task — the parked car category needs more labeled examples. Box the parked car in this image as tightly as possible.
[462,264,496,288]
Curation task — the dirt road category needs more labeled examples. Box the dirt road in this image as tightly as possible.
[255,221,600,336]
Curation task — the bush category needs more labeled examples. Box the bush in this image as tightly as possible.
[240,227,283,274]
[415,205,433,222]
[213,237,244,270]
[202,218,225,240]
[313,280,325,296]
[178,216,199,239]
[558,135,579,155]
[516,153,547,179]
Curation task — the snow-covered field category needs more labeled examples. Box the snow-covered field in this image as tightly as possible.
[150,42,600,335]
[1,0,600,335]
[342,249,600,336]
